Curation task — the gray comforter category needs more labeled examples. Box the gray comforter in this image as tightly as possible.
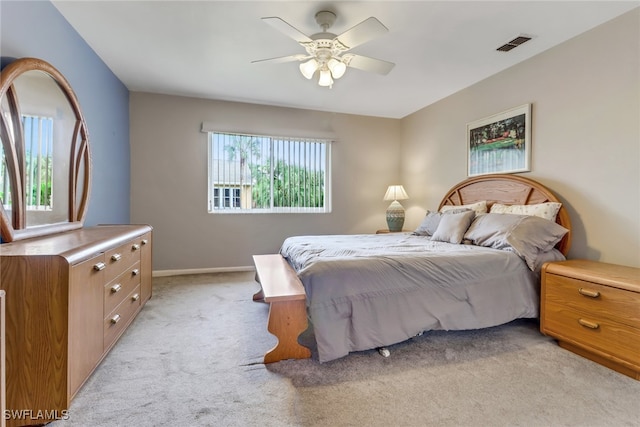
[280,233,563,363]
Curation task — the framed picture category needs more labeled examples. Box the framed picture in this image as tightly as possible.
[467,104,531,176]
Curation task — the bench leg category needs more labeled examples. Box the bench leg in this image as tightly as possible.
[252,287,265,302]
[264,299,311,364]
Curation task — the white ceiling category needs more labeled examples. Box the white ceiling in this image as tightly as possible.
[52,1,638,119]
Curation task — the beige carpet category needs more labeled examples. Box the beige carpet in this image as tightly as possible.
[51,272,640,427]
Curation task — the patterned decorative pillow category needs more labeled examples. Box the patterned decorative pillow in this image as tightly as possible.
[489,202,562,222]
[440,200,487,215]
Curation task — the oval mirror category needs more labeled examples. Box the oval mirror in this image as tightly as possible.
[0,57,91,242]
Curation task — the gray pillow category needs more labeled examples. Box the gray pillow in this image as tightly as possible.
[413,208,471,237]
[431,210,476,244]
[464,213,569,270]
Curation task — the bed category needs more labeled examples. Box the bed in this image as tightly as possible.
[279,174,572,363]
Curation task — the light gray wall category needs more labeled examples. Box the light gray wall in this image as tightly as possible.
[133,9,639,271]
[0,1,131,227]
[4,3,636,269]
[401,9,640,268]
[130,93,401,270]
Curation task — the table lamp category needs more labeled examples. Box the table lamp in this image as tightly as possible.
[383,185,409,232]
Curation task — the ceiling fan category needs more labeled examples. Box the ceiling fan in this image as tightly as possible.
[253,10,395,88]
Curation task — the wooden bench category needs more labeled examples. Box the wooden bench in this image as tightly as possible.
[252,254,311,364]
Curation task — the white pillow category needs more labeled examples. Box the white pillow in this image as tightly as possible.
[441,200,487,215]
[489,202,562,222]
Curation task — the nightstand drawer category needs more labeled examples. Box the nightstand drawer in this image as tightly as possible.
[541,260,640,380]
[544,302,640,366]
[545,274,640,329]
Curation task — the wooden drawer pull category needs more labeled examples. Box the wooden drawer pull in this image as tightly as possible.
[110,314,121,324]
[131,293,140,302]
[110,284,122,293]
[132,244,140,251]
[111,253,122,262]
[93,262,106,271]
[131,269,140,276]
[578,288,600,298]
[578,318,600,329]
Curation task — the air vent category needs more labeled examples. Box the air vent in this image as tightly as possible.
[497,35,532,52]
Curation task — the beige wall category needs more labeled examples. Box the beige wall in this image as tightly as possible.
[130,94,401,271]
[401,9,640,267]
[132,9,638,271]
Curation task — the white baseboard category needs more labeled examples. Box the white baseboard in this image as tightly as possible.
[152,265,255,277]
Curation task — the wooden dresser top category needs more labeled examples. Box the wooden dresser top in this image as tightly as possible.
[0,224,152,264]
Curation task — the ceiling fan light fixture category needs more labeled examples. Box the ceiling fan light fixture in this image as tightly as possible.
[257,11,394,89]
[299,58,318,79]
[327,58,347,79]
[318,69,334,87]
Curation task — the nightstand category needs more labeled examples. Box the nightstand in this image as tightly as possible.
[540,259,640,380]
[376,229,408,234]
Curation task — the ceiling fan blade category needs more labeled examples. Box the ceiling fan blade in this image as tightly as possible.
[262,17,313,44]
[344,54,395,75]
[336,17,388,50]
[252,54,308,64]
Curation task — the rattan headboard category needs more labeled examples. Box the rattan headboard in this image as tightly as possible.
[438,174,571,255]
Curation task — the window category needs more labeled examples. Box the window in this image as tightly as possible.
[213,187,241,209]
[0,115,54,211]
[24,115,54,210]
[208,132,331,213]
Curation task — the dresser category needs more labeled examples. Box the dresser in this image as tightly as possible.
[0,225,152,426]
[1,290,5,427]
[541,259,640,380]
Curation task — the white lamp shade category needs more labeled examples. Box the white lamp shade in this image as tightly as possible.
[299,59,318,79]
[328,58,347,79]
[383,185,409,201]
[318,69,334,87]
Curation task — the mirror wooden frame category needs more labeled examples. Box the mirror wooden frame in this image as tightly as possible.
[0,57,91,242]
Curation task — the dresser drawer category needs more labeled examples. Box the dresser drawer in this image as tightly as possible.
[104,285,142,349]
[104,239,144,283]
[103,261,141,316]
[544,301,640,366]
[69,253,105,399]
[545,274,640,329]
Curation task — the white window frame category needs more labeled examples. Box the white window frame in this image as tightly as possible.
[212,187,241,209]
[207,131,332,214]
